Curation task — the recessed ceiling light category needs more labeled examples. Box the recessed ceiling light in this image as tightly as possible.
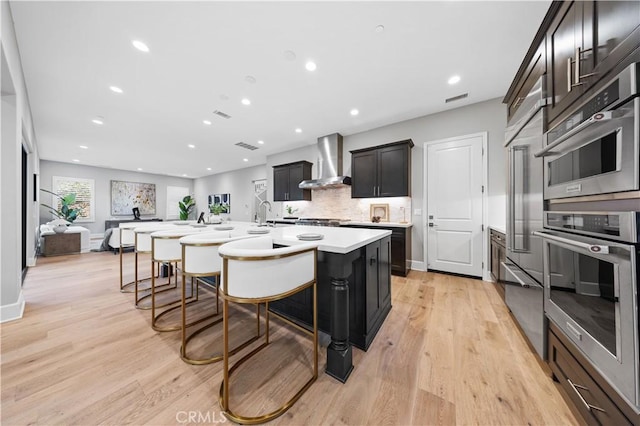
[243,158,249,162]
[257,140,264,145]
[72,159,80,163]
[79,145,88,149]
[283,50,297,61]
[182,174,188,177]
[203,120,212,125]
[207,167,212,171]
[109,86,123,94]
[245,75,256,84]
[350,109,359,116]
[305,61,317,71]
[448,75,461,85]
[91,118,104,125]
[188,144,195,149]
[241,98,251,106]
[132,40,149,52]
[375,25,385,33]
[137,167,143,171]
[295,128,302,133]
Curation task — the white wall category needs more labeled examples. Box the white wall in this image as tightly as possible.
[1,0,40,322]
[343,97,507,266]
[193,164,266,222]
[39,161,194,234]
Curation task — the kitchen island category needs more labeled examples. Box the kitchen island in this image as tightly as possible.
[224,222,392,382]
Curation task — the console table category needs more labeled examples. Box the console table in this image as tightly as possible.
[104,218,162,230]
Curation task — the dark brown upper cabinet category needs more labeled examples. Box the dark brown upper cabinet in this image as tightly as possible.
[273,161,312,201]
[546,1,640,126]
[351,140,413,198]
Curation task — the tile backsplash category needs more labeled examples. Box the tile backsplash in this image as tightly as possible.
[281,186,412,223]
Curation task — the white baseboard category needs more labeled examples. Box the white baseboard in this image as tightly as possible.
[409,260,426,272]
[1,291,25,323]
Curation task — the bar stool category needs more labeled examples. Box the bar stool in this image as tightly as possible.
[179,232,260,365]
[118,222,159,292]
[150,228,207,332]
[217,236,319,424]
[133,224,179,309]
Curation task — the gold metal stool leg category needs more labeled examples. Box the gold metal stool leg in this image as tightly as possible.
[218,283,318,424]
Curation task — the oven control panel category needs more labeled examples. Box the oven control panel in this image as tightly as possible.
[544,211,639,243]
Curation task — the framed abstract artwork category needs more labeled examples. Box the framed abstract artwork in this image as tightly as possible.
[52,176,95,222]
[111,180,156,216]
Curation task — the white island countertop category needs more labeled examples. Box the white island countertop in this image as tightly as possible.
[222,222,391,254]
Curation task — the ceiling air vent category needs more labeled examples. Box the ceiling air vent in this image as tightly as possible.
[235,142,259,151]
[213,110,232,119]
[445,93,468,103]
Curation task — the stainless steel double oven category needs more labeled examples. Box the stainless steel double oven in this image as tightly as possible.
[535,62,640,409]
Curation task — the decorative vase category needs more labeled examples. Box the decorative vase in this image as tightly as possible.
[53,224,67,233]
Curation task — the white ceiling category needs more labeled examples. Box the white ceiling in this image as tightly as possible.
[10,1,550,179]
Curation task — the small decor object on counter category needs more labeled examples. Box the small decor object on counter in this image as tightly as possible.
[285,205,299,218]
[370,203,389,222]
[297,233,324,241]
[247,228,270,234]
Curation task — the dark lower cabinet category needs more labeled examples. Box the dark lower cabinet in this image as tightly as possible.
[548,321,638,426]
[269,236,392,351]
[342,224,411,276]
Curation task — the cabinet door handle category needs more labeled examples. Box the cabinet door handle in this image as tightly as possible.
[567,379,606,413]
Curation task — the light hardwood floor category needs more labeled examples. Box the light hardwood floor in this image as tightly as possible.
[1,251,579,425]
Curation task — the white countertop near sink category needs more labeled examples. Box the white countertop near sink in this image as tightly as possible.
[343,221,413,228]
[225,221,391,254]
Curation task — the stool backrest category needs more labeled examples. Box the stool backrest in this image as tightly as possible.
[180,233,253,275]
[151,229,204,262]
[219,236,318,299]
[134,225,178,253]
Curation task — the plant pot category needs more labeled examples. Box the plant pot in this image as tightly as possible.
[53,224,68,233]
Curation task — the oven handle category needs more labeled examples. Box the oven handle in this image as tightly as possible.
[532,231,609,254]
[534,110,620,158]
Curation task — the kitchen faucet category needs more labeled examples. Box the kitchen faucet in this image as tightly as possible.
[258,200,272,226]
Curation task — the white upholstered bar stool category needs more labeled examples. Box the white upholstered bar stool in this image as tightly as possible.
[179,232,260,365]
[118,222,162,293]
[150,228,207,332]
[133,224,179,309]
[217,236,319,424]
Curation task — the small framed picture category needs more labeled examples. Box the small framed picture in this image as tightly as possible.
[370,203,390,222]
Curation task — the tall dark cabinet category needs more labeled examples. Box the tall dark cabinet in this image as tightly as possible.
[273,161,312,202]
[351,140,413,198]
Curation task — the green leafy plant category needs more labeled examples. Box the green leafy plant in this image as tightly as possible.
[285,205,298,216]
[178,195,196,220]
[40,189,79,223]
[209,203,225,215]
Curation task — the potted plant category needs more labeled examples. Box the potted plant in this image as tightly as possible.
[209,203,225,215]
[40,189,79,224]
[284,205,298,219]
[178,195,196,220]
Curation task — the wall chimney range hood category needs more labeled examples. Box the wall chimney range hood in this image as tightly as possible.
[298,133,351,189]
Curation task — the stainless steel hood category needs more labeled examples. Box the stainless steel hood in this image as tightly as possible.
[298,133,351,189]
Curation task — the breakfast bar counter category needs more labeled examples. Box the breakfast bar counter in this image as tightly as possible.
[223,222,392,382]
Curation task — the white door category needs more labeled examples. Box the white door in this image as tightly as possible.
[426,134,484,277]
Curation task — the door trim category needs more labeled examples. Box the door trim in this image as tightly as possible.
[422,132,489,281]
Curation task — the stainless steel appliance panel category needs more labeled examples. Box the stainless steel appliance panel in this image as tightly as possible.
[506,77,545,285]
[503,260,546,359]
[537,229,639,407]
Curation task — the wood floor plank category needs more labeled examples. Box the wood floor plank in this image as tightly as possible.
[1,253,580,425]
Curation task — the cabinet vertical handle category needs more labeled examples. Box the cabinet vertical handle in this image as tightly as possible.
[567,57,573,92]
[574,47,581,88]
